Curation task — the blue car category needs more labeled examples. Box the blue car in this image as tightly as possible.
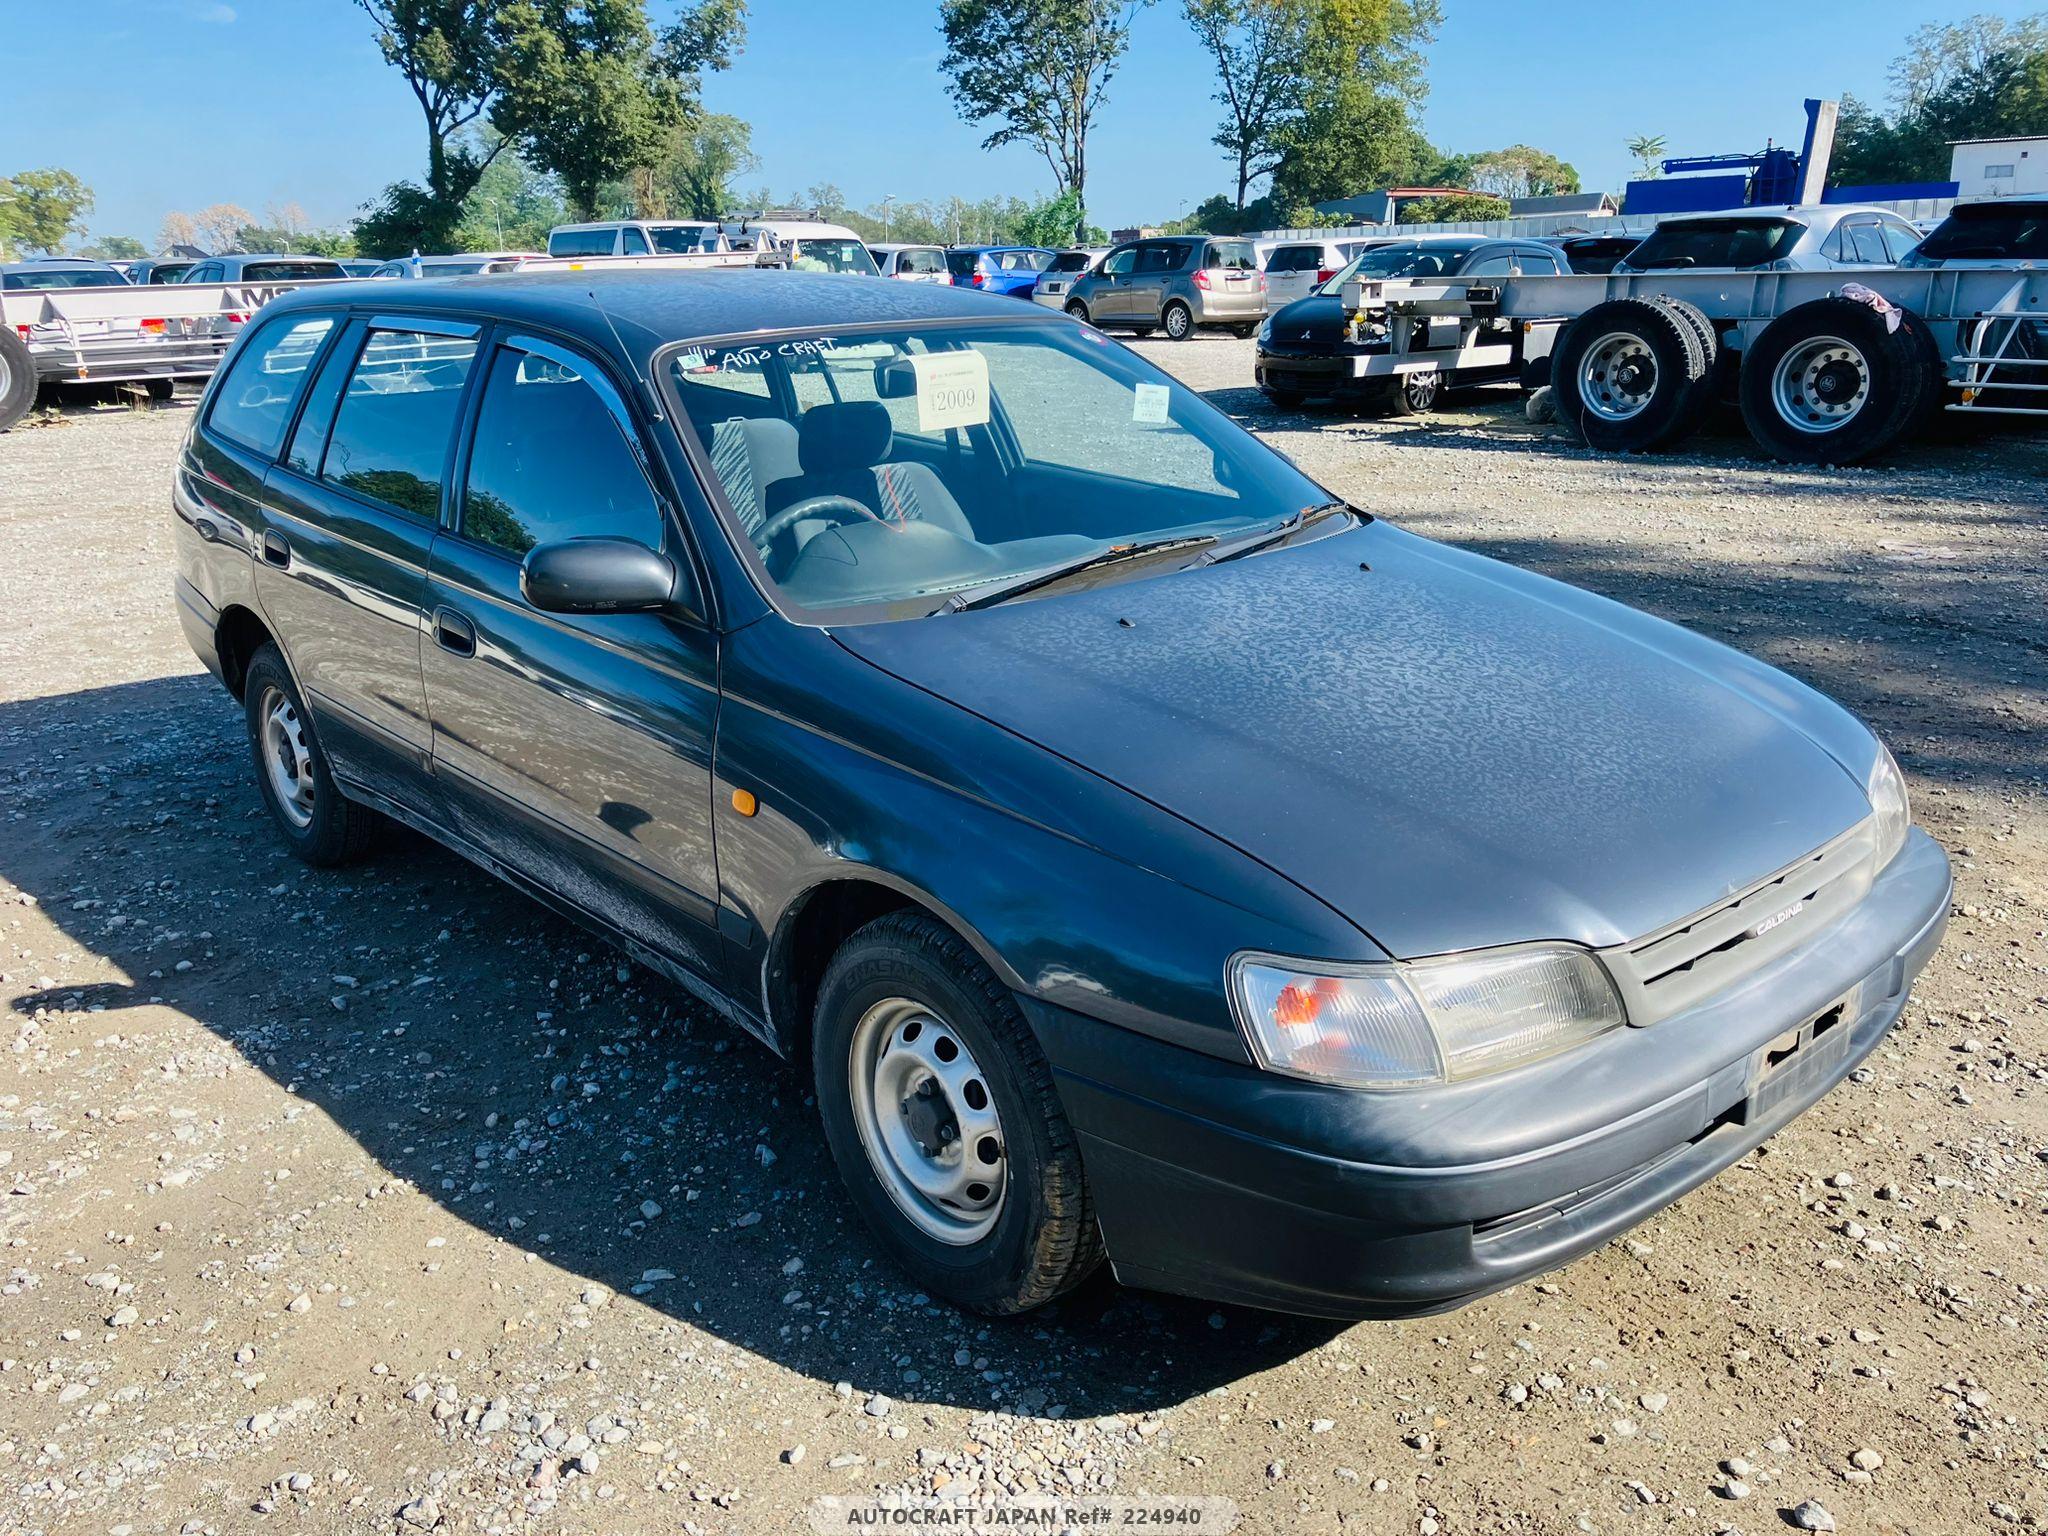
[945,245,1056,299]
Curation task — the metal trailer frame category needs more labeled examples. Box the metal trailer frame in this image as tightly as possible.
[1330,264,2048,456]
[0,249,788,431]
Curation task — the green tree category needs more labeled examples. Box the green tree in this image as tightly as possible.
[940,0,1150,242]
[356,0,504,249]
[1185,0,1438,211]
[1,168,95,254]
[1397,191,1510,224]
[636,112,755,220]
[1463,144,1579,200]
[455,137,569,249]
[1625,133,1666,179]
[1269,75,1433,213]
[1830,15,2048,188]
[82,234,149,260]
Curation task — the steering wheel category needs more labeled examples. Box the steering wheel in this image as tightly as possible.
[755,494,882,550]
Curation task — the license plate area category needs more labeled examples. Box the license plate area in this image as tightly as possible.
[1744,986,1859,1123]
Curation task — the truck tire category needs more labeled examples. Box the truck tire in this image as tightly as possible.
[0,328,35,433]
[1551,298,1708,452]
[1739,297,1931,465]
[1658,296,1725,407]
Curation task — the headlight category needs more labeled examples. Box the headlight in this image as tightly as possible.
[1255,315,1274,346]
[1230,946,1626,1089]
[1866,740,1910,870]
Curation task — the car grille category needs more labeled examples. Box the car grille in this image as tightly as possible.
[1602,820,1881,1025]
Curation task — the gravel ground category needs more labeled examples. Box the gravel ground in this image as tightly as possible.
[1,342,2044,1536]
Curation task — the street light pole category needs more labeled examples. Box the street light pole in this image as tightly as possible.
[880,194,896,242]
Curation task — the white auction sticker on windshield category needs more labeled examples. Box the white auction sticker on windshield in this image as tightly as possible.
[910,350,991,433]
[1131,382,1171,424]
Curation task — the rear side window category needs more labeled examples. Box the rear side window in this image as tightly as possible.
[462,347,662,558]
[206,314,336,457]
[320,328,480,519]
[548,228,615,258]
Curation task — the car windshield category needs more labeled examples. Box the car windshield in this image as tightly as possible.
[650,225,717,253]
[792,239,878,275]
[666,321,1329,620]
[2,268,126,290]
[1623,219,1800,270]
[1319,243,1479,291]
[241,261,344,281]
[1910,203,2048,262]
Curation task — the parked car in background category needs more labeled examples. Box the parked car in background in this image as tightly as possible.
[122,258,198,285]
[176,254,350,284]
[1262,238,1388,311]
[1899,196,2048,267]
[721,216,878,274]
[944,246,1057,299]
[1065,235,1264,339]
[0,258,130,290]
[548,220,729,258]
[172,271,1947,1322]
[1546,234,1643,274]
[1256,236,1567,411]
[369,252,541,279]
[1030,247,1108,309]
[1617,206,1922,273]
[870,244,954,283]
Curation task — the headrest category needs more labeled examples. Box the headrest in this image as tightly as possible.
[799,401,893,474]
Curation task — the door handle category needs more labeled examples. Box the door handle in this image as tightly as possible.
[260,530,290,568]
[433,607,476,658]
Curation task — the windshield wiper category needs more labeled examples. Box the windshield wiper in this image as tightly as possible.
[940,534,1219,613]
[1197,501,1352,566]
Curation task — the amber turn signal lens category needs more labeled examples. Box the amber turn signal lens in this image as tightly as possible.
[730,788,758,817]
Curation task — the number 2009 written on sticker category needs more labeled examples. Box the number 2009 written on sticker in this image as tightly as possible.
[910,350,991,433]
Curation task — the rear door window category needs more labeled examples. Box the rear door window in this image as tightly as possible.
[461,345,663,558]
[205,314,337,458]
[621,227,650,255]
[319,327,480,520]
[548,228,615,258]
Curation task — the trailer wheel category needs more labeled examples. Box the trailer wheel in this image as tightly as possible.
[0,328,35,433]
[1739,297,1931,465]
[1658,297,1725,405]
[1551,298,1708,451]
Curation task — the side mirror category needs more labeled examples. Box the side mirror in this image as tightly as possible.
[521,537,678,615]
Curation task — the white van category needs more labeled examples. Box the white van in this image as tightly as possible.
[546,221,730,258]
[870,243,954,284]
[721,216,879,276]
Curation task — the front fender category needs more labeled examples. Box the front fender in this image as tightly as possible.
[711,620,1368,1061]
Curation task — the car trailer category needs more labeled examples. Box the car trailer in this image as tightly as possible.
[1336,265,2048,463]
[0,249,789,434]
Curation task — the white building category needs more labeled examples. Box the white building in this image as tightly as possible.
[1950,136,2048,198]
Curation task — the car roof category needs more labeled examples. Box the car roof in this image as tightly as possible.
[255,269,1056,371]
[1,259,123,273]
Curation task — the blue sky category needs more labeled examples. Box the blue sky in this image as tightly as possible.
[2,0,2033,246]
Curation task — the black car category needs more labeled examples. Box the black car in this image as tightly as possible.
[1254,238,1568,413]
[172,272,1947,1319]
[123,258,199,285]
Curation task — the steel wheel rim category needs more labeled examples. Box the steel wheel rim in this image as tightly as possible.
[847,997,1007,1245]
[1165,305,1190,338]
[1772,335,1869,433]
[258,685,315,830]
[0,351,12,399]
[1578,331,1658,421]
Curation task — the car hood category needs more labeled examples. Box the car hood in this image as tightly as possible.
[1261,294,1351,350]
[834,521,1877,959]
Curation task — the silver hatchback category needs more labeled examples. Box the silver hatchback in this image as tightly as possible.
[1065,236,1264,339]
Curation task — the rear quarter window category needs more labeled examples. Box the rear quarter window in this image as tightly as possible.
[205,314,337,458]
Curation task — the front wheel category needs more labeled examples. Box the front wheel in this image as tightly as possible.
[813,912,1103,1314]
[1162,301,1194,341]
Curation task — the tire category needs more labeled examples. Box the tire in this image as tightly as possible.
[1232,323,1258,339]
[1064,300,1090,324]
[813,911,1104,1315]
[242,644,380,866]
[1262,388,1306,410]
[0,327,35,433]
[1738,297,1931,465]
[1657,296,1724,420]
[1162,301,1194,341]
[1129,327,1156,339]
[1378,368,1443,417]
[1550,297,1708,452]
[145,379,175,402]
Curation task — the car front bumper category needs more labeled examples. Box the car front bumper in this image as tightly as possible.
[1032,828,1951,1318]
[1255,346,1388,395]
